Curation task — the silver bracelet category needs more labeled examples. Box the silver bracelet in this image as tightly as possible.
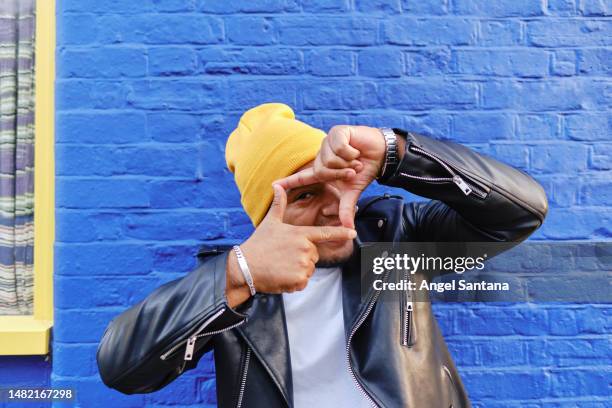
[232,245,256,296]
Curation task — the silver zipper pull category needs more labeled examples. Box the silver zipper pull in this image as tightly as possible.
[452,175,473,196]
[184,335,197,361]
[406,300,413,312]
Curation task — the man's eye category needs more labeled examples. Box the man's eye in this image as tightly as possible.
[295,192,314,201]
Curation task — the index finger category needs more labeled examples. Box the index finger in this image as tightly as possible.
[273,167,319,190]
[297,225,357,243]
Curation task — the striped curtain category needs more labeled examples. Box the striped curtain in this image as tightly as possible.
[0,0,35,315]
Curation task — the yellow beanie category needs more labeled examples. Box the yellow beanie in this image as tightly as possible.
[226,103,326,227]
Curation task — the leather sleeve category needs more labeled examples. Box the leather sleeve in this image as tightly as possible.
[379,129,548,243]
[96,250,247,394]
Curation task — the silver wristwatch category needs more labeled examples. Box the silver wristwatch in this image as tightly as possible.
[377,127,399,180]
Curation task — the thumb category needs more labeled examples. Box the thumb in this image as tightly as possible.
[266,183,287,223]
[338,189,360,230]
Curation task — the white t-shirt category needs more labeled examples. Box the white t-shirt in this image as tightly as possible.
[282,267,372,408]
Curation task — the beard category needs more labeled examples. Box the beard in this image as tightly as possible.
[314,239,356,268]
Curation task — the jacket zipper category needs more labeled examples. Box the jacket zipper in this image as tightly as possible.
[401,145,488,199]
[160,307,246,362]
[346,269,391,408]
[401,270,415,347]
[236,346,251,408]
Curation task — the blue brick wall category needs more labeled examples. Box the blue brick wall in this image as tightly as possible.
[5,0,611,406]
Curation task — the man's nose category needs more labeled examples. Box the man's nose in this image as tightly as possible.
[321,183,341,217]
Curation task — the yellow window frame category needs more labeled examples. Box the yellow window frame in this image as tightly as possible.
[0,0,55,355]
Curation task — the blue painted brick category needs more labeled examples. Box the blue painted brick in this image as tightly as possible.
[356,0,401,12]
[303,81,378,110]
[577,48,612,75]
[580,0,611,16]
[302,0,351,12]
[306,49,354,76]
[59,47,147,78]
[455,50,549,78]
[148,47,197,76]
[358,49,402,77]
[384,17,477,46]
[147,113,204,142]
[527,19,612,47]
[478,20,522,45]
[547,0,578,15]
[197,0,297,13]
[278,17,378,46]
[402,0,449,15]
[56,80,129,109]
[56,112,147,144]
[515,114,561,140]
[566,113,610,141]
[127,80,225,110]
[580,178,612,205]
[226,17,277,45]
[589,143,612,170]
[530,143,588,173]
[454,0,545,16]
[552,50,577,76]
[54,243,155,276]
[453,113,514,143]
[199,47,304,75]
[56,210,124,242]
[379,80,478,110]
[404,49,452,76]
[56,179,150,208]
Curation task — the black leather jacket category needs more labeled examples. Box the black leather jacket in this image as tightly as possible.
[96,130,548,407]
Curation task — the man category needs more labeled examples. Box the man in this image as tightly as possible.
[97,103,548,407]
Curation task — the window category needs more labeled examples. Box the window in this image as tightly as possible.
[0,0,54,355]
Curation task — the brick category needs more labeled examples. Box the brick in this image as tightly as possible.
[357,49,402,78]
[59,0,155,13]
[197,0,296,13]
[379,80,478,110]
[57,80,129,110]
[580,178,612,205]
[549,368,611,397]
[552,50,577,76]
[56,145,200,177]
[123,211,227,240]
[384,17,477,46]
[589,143,612,170]
[278,17,378,46]
[403,114,452,137]
[452,113,514,143]
[57,14,99,45]
[547,0,579,16]
[199,48,304,75]
[579,0,611,16]
[479,20,522,46]
[97,14,224,45]
[226,17,277,45]
[59,47,147,78]
[56,178,150,209]
[490,143,529,170]
[148,47,197,76]
[527,19,612,47]
[356,0,401,12]
[148,113,204,142]
[149,179,240,209]
[481,80,588,111]
[404,49,452,76]
[515,114,562,140]
[540,208,612,239]
[52,344,99,376]
[455,49,549,77]
[54,243,155,276]
[530,143,588,173]
[303,81,378,110]
[303,0,351,12]
[577,48,612,75]
[454,0,545,16]
[402,0,449,15]
[56,112,147,144]
[566,113,610,140]
[56,210,124,242]
[55,276,170,309]
[306,49,354,77]
[126,80,225,110]
[224,80,297,111]
[462,370,548,399]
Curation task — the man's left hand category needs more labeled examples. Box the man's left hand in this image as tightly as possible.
[274,125,386,229]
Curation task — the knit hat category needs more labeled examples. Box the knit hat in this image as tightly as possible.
[226,103,326,227]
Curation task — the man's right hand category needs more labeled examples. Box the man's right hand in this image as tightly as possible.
[225,183,357,308]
